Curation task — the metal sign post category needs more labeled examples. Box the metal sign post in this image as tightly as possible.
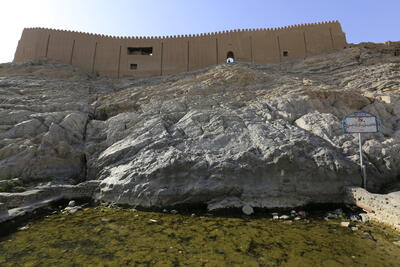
[358,133,367,188]
[342,112,380,189]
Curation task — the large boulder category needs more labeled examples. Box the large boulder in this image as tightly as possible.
[95,108,359,209]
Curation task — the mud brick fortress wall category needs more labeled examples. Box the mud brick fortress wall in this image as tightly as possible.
[13,21,347,78]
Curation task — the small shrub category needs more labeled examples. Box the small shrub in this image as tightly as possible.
[0,180,23,193]
[0,182,13,192]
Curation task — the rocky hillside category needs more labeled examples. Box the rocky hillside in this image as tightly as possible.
[0,42,399,209]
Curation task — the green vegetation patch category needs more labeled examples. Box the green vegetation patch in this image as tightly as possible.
[0,180,26,193]
[0,181,16,193]
[0,207,399,266]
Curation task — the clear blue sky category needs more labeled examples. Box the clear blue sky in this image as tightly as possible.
[1,0,399,63]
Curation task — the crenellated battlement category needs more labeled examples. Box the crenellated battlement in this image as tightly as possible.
[15,21,347,78]
[23,20,341,40]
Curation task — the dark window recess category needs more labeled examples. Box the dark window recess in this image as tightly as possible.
[394,49,400,56]
[227,51,235,59]
[130,64,138,70]
[226,51,235,63]
[127,47,153,55]
[283,51,289,57]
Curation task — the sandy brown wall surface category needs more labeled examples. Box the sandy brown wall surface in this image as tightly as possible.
[13,21,347,78]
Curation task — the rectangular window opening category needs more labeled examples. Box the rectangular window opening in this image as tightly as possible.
[130,64,138,70]
[283,51,289,57]
[127,47,153,56]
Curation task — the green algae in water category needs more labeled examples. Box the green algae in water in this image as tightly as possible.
[1,208,400,266]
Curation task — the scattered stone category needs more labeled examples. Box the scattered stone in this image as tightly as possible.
[334,209,344,217]
[242,205,254,215]
[191,213,196,217]
[362,231,377,241]
[68,200,76,207]
[170,210,178,214]
[273,215,279,220]
[393,241,400,247]
[162,209,168,213]
[101,218,110,223]
[18,226,29,231]
[326,213,338,219]
[68,208,78,214]
[63,205,82,215]
[341,222,350,227]
[149,219,158,223]
[279,215,290,220]
[130,208,137,212]
[294,217,301,221]
[351,227,359,231]
[360,214,370,223]
[271,212,279,217]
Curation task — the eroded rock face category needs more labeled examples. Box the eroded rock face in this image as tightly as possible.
[0,60,93,184]
[96,109,358,208]
[0,44,399,208]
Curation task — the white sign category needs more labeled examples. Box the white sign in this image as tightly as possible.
[342,111,380,189]
[342,112,379,133]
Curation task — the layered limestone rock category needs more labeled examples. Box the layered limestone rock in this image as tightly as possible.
[345,187,400,230]
[0,43,399,209]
